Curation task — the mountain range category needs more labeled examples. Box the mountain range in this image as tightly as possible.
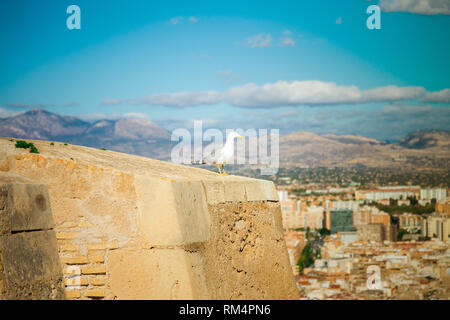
[0,108,172,159]
[1,108,449,169]
[278,130,449,168]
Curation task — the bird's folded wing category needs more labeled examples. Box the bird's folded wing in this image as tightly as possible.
[201,150,219,164]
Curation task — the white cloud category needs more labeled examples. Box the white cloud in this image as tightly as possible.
[0,107,24,118]
[343,103,450,139]
[380,104,434,115]
[281,37,295,47]
[122,112,149,119]
[78,113,111,121]
[78,112,149,122]
[246,33,272,48]
[169,16,183,24]
[379,0,450,15]
[3,102,78,108]
[120,80,432,108]
[5,102,32,108]
[422,88,450,103]
[361,85,426,102]
[223,81,425,107]
[241,31,298,48]
[372,104,450,128]
[169,16,199,25]
[101,98,122,105]
[128,91,223,108]
[6,102,56,108]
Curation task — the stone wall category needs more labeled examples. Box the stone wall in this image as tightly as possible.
[0,171,65,299]
[0,138,299,300]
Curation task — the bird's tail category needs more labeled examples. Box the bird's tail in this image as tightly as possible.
[191,160,207,165]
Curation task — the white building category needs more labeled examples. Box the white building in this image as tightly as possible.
[420,188,447,202]
[361,190,414,201]
[278,190,289,201]
[328,200,363,211]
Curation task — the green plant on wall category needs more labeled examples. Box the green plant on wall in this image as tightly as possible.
[14,140,39,154]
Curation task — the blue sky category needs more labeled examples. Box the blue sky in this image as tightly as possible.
[0,0,449,140]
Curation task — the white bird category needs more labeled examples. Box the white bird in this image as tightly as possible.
[200,131,243,175]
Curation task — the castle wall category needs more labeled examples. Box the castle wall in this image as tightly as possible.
[0,138,299,300]
[0,171,65,299]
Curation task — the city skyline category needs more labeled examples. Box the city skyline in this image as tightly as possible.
[0,1,449,302]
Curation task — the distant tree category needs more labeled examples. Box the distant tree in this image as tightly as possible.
[397,229,408,241]
[297,243,314,274]
[374,202,434,215]
[318,227,330,237]
[407,195,418,206]
[431,198,436,207]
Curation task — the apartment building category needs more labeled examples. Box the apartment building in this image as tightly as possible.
[422,214,450,242]
[420,188,447,202]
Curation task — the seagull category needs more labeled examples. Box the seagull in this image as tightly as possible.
[193,131,243,175]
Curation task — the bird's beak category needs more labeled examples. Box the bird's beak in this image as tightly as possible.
[238,135,244,139]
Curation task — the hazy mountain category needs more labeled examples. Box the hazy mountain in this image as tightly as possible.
[0,108,172,160]
[278,130,449,168]
[0,109,448,169]
[321,133,386,146]
[0,108,89,140]
[397,130,450,149]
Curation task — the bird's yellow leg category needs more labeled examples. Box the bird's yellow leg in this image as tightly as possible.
[216,164,222,175]
[221,164,229,176]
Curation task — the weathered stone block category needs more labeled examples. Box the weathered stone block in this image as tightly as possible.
[60,256,89,265]
[0,230,65,299]
[0,171,65,300]
[90,277,106,286]
[0,173,54,234]
[89,254,105,263]
[244,179,278,202]
[81,265,106,275]
[135,178,210,246]
[84,289,105,298]
[65,290,80,298]
[64,277,88,286]
[108,248,210,299]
